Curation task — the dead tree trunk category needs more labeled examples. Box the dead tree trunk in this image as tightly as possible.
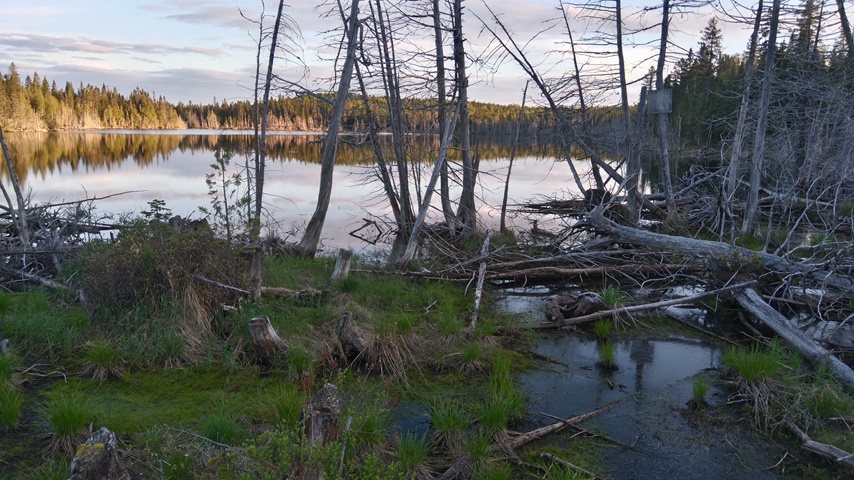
[500,82,528,233]
[725,0,764,209]
[249,316,287,363]
[453,0,477,231]
[298,0,361,255]
[586,208,854,291]
[0,127,29,246]
[743,0,781,236]
[252,0,286,238]
[615,0,639,222]
[837,0,854,61]
[433,0,456,231]
[733,288,854,389]
[655,0,674,214]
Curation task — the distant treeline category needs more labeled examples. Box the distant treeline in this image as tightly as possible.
[0,63,186,131]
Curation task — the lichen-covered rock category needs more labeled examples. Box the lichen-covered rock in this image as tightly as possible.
[68,427,130,480]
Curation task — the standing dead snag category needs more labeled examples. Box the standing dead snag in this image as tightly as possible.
[249,315,287,363]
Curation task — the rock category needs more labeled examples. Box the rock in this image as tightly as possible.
[68,427,130,480]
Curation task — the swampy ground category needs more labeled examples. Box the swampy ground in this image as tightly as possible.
[1,228,853,479]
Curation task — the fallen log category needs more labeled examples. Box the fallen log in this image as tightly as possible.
[734,288,854,390]
[260,286,325,303]
[788,423,854,469]
[586,209,854,291]
[248,316,287,363]
[496,281,756,333]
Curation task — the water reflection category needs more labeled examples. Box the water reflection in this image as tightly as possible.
[2,131,581,253]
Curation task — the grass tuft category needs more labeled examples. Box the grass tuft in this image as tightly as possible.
[593,319,612,339]
[45,391,93,455]
[597,340,617,372]
[396,433,433,478]
[600,285,626,309]
[200,404,246,446]
[723,343,781,382]
[0,387,25,430]
[428,401,470,454]
[80,339,124,381]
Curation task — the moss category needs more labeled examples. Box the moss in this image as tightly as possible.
[74,442,104,460]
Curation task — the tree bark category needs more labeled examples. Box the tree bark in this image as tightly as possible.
[298,0,361,255]
[249,315,287,362]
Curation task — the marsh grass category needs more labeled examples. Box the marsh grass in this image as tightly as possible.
[473,461,513,480]
[0,353,18,386]
[600,285,626,309]
[79,339,124,381]
[428,401,470,454]
[597,340,617,372]
[396,433,433,479]
[593,319,612,339]
[273,384,305,430]
[200,403,246,446]
[285,345,315,384]
[477,365,524,436]
[723,343,781,382]
[543,465,587,480]
[0,387,25,430]
[460,341,486,373]
[691,376,710,408]
[45,391,93,455]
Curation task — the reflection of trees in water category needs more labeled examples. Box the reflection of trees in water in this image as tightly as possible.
[2,132,562,182]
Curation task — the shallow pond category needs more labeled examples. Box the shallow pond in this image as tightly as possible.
[501,286,785,479]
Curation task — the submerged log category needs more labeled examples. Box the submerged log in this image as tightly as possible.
[69,427,130,480]
[248,316,287,363]
[586,208,854,291]
[734,288,854,390]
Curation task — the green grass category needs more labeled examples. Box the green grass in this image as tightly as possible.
[477,366,525,433]
[692,377,710,406]
[462,342,481,363]
[0,387,25,430]
[272,384,305,430]
[81,339,124,381]
[597,340,617,372]
[543,465,587,480]
[429,400,470,453]
[594,319,613,339]
[200,403,246,445]
[0,353,18,385]
[1,291,89,362]
[723,343,781,382]
[351,408,388,450]
[473,461,514,480]
[600,285,626,309]
[396,433,432,472]
[44,391,94,454]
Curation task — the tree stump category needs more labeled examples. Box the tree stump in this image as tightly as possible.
[337,312,372,361]
[304,383,342,447]
[68,427,130,480]
[249,316,287,363]
[331,249,352,281]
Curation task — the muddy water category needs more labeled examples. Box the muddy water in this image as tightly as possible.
[501,287,783,479]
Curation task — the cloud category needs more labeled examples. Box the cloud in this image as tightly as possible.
[0,33,223,58]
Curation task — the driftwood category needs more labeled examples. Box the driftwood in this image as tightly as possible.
[788,423,854,469]
[586,208,854,291]
[734,288,854,390]
[331,249,352,281]
[470,231,492,328]
[248,316,287,363]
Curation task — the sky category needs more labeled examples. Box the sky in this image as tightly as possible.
[0,0,749,106]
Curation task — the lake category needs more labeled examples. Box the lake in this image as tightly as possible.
[2,130,598,254]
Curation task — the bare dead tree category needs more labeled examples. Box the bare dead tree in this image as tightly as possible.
[500,81,529,233]
[742,0,782,236]
[297,0,362,255]
[453,0,478,232]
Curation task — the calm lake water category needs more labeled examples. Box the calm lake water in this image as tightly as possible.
[3,130,596,253]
